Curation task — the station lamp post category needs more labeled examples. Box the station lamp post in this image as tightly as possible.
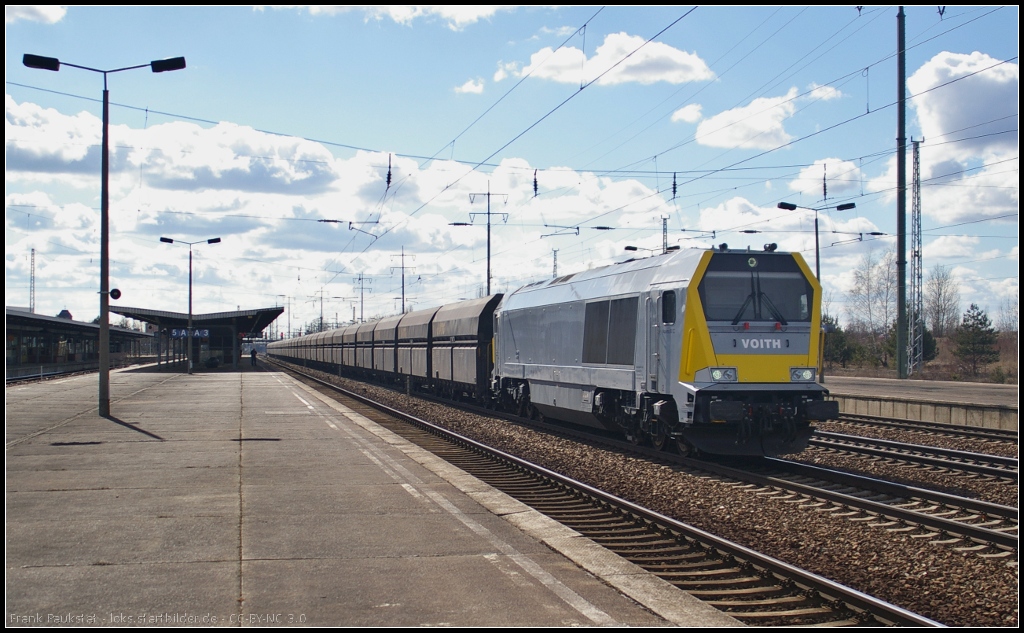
[23,53,186,417]
[777,202,856,279]
[160,237,221,374]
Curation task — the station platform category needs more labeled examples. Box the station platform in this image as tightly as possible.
[5,363,739,627]
[822,376,1018,431]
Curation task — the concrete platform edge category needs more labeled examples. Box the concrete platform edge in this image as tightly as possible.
[291,376,744,627]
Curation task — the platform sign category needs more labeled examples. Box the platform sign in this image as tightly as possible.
[171,328,210,338]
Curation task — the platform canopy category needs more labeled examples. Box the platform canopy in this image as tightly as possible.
[110,306,283,338]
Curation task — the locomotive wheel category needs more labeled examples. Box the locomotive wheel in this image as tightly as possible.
[623,421,641,445]
[651,426,668,451]
[674,438,692,457]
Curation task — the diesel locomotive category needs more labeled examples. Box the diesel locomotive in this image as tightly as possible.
[268,245,839,456]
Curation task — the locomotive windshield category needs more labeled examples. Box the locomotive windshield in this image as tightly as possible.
[698,254,813,323]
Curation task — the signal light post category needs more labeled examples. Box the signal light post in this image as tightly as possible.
[23,53,186,416]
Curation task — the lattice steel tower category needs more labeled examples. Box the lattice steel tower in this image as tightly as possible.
[30,248,36,313]
[908,140,924,374]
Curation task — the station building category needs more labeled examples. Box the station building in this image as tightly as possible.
[5,307,152,380]
[110,305,284,370]
[5,305,284,378]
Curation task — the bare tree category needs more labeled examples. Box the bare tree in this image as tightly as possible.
[995,294,1018,336]
[924,265,961,337]
[995,294,1018,373]
[845,248,898,365]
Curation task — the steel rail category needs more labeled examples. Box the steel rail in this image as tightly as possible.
[810,432,1018,479]
[837,412,1018,442]
[686,457,1018,550]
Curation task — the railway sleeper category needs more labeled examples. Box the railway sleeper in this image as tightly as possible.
[671,576,778,588]
[686,585,788,598]
[639,563,744,575]
[729,606,840,618]
[629,552,707,564]
[705,595,819,607]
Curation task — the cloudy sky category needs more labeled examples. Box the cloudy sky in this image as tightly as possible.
[5,5,1018,335]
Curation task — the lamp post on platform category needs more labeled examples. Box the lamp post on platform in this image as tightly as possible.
[777,202,856,280]
[625,245,680,256]
[160,237,221,374]
[23,53,186,416]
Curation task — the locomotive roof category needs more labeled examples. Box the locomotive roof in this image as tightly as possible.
[498,247,709,311]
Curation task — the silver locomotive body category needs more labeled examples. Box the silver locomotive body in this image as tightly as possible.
[270,246,838,457]
[492,247,837,456]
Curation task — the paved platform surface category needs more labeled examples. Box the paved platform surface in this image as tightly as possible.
[6,363,740,627]
[822,375,1018,408]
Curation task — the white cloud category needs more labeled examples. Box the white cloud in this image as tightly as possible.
[493,61,520,83]
[808,83,842,101]
[6,5,66,24]
[277,5,513,30]
[5,98,342,196]
[788,158,864,196]
[5,96,99,171]
[518,32,714,86]
[868,52,1019,224]
[671,104,702,124]
[539,25,578,38]
[908,51,1018,163]
[695,88,799,150]
[454,78,485,94]
[923,235,981,260]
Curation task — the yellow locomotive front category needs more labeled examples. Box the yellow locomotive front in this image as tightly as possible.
[676,247,838,456]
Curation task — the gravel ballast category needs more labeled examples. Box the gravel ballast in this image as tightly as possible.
[305,369,1019,627]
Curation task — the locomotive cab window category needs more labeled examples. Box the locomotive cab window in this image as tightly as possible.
[698,254,813,323]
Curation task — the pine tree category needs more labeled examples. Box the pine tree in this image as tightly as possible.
[953,304,999,377]
[822,313,852,368]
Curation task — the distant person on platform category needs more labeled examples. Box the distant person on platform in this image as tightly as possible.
[251,349,257,367]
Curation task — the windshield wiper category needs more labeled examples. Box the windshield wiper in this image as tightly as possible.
[731,293,755,325]
[759,292,788,325]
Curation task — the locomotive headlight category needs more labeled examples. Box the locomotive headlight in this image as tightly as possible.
[710,367,738,382]
[790,367,816,382]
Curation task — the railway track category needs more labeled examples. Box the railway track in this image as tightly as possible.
[504,419,1019,555]
[277,360,940,627]
[482,407,1020,556]
[702,457,1017,555]
[836,412,1018,444]
[810,431,1019,481]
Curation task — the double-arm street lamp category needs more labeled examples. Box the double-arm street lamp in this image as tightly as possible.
[777,201,856,279]
[625,244,680,256]
[160,237,221,374]
[23,53,186,416]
